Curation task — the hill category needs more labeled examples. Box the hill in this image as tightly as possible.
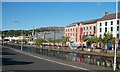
[2,27,65,36]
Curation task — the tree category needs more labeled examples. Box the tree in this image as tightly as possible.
[55,39,62,43]
[98,37,103,48]
[61,36,70,46]
[103,32,112,50]
[82,35,87,42]
[35,38,45,46]
[109,38,115,45]
[47,38,53,45]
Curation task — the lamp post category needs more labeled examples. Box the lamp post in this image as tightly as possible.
[113,0,118,71]
[53,30,56,46]
[14,21,23,51]
[43,31,50,42]
[20,30,23,51]
[113,38,119,71]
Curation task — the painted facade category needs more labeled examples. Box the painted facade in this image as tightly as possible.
[65,12,120,46]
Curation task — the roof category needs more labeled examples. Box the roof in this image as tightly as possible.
[66,19,99,27]
[82,19,100,25]
[99,12,120,21]
[66,12,120,27]
[66,23,75,27]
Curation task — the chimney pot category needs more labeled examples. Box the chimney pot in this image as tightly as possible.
[104,12,108,16]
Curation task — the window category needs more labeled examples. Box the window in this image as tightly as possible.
[84,27,85,30]
[100,28,102,32]
[100,23,102,26]
[73,28,74,31]
[87,27,88,30]
[117,20,119,25]
[90,32,91,35]
[86,32,88,35]
[105,27,107,32]
[100,34,102,38]
[111,27,113,31]
[90,26,92,30]
[117,26,119,31]
[105,22,107,26]
[111,21,113,25]
[117,34,119,38]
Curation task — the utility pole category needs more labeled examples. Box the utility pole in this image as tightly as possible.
[14,21,23,51]
[21,30,23,51]
[53,30,56,46]
[113,0,118,71]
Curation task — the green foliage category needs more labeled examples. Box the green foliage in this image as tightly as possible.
[61,36,70,43]
[85,36,99,43]
[35,38,45,45]
[3,30,32,36]
[103,32,111,44]
[47,38,53,43]
[82,35,87,41]
[55,39,62,43]
[109,37,115,45]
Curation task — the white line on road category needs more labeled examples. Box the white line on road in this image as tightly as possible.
[5,46,89,70]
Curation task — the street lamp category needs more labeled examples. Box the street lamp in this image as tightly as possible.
[53,30,56,46]
[113,0,118,71]
[14,21,23,51]
[113,38,119,71]
[43,31,50,42]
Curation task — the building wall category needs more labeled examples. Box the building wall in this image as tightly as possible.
[65,23,83,43]
[97,19,120,38]
[65,22,97,43]
[36,31,64,40]
[82,23,96,36]
[65,26,76,42]
[65,18,120,43]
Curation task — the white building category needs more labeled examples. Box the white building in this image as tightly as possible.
[97,12,120,38]
[4,36,30,41]
[82,19,98,37]
[65,12,120,47]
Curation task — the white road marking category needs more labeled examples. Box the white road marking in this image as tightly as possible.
[5,46,89,70]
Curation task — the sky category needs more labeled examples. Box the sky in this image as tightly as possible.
[2,2,116,30]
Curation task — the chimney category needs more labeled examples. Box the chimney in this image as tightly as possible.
[104,12,108,16]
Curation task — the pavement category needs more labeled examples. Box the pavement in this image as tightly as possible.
[1,45,119,72]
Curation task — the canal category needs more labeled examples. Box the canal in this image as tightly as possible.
[3,43,120,70]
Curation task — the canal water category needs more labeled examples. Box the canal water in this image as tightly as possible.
[4,44,120,70]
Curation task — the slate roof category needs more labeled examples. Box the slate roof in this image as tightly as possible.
[82,19,100,25]
[98,12,120,21]
[66,12,120,27]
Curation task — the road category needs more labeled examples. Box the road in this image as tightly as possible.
[1,46,90,71]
